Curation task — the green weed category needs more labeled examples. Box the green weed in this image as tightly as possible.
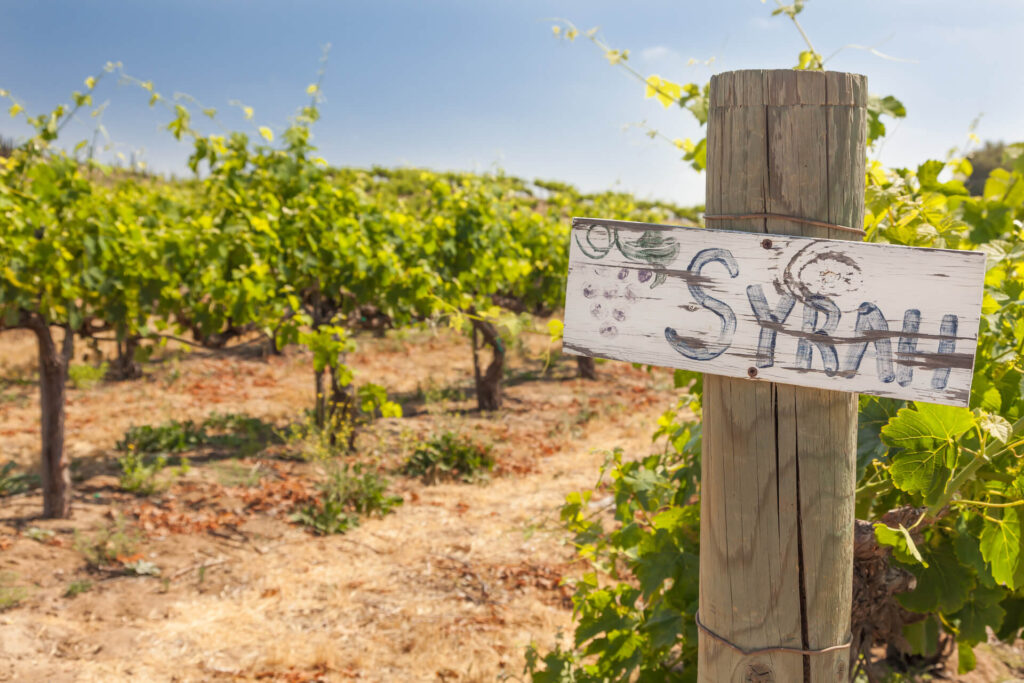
[0,362,37,385]
[73,516,141,569]
[0,388,29,408]
[64,579,93,598]
[357,382,403,420]
[122,559,161,576]
[203,412,280,454]
[117,448,189,495]
[68,362,109,390]
[117,420,205,454]
[280,409,353,462]
[292,463,402,535]
[213,459,265,487]
[162,356,182,387]
[117,412,280,459]
[547,398,600,440]
[0,572,27,611]
[415,377,466,410]
[401,431,495,484]
[25,527,55,543]
[0,461,37,496]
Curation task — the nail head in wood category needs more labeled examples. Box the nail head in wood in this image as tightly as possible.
[761,238,773,249]
[747,367,758,378]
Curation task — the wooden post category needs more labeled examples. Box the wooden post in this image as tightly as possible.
[698,70,866,681]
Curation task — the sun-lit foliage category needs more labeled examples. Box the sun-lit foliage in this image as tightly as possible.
[531,3,1024,680]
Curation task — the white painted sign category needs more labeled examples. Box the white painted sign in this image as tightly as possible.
[563,217,986,406]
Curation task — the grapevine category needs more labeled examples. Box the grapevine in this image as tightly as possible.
[530,2,1024,680]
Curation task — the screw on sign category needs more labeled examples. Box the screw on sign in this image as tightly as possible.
[561,70,986,682]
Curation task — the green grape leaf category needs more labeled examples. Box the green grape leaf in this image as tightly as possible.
[640,605,684,650]
[996,596,1024,641]
[547,318,564,342]
[882,404,975,501]
[918,159,969,196]
[954,516,997,588]
[651,506,687,531]
[958,641,978,674]
[972,378,1003,413]
[980,507,1024,590]
[978,412,1013,444]
[953,583,1005,644]
[902,617,939,656]
[866,94,906,145]
[771,0,805,18]
[379,401,402,419]
[898,538,973,614]
[634,530,682,600]
[875,523,925,566]
[574,590,630,645]
[857,396,901,478]
[586,629,644,666]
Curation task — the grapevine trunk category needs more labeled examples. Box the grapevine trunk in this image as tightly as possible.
[471,317,504,411]
[576,356,597,380]
[327,361,356,450]
[313,359,356,450]
[29,318,73,518]
[106,335,142,380]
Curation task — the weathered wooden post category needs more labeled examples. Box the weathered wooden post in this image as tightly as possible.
[698,69,864,683]
[561,69,986,683]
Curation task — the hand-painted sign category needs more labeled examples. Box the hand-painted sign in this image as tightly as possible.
[563,217,986,406]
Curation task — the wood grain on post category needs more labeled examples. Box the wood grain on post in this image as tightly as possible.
[698,70,866,682]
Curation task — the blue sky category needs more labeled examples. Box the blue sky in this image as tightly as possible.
[2,1,1022,205]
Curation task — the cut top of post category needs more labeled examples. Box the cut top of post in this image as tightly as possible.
[709,69,867,108]
[705,69,869,248]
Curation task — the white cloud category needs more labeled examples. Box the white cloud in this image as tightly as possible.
[640,46,681,63]
[640,45,717,72]
[749,16,784,31]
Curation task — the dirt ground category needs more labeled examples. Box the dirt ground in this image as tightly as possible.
[0,326,677,682]
[2,327,1023,682]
